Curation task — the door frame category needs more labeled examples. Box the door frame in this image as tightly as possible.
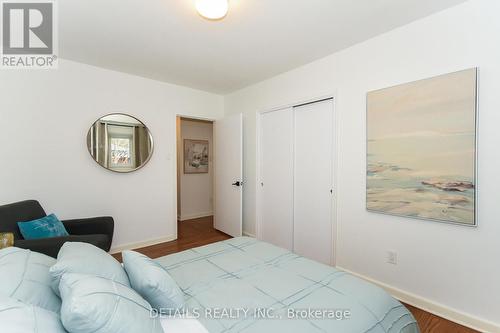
[173,114,217,240]
[255,92,339,266]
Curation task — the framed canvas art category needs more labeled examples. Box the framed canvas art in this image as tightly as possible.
[366,68,477,226]
[184,139,209,174]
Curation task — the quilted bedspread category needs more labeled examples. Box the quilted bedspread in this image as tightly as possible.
[155,237,419,333]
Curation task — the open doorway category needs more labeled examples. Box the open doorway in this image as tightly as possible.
[176,117,214,224]
[175,113,244,240]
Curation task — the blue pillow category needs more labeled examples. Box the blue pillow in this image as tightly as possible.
[0,247,61,313]
[59,273,163,333]
[0,295,67,333]
[123,250,185,313]
[18,214,69,239]
[49,242,130,296]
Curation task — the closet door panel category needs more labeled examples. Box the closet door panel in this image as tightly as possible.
[260,108,294,250]
[293,100,333,265]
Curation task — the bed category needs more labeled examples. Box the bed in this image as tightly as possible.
[156,237,419,333]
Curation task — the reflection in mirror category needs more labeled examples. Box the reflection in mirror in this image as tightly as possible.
[86,114,153,173]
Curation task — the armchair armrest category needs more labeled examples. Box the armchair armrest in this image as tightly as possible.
[15,236,71,258]
[15,233,113,258]
[62,216,114,239]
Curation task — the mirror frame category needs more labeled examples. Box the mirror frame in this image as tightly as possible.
[86,113,154,173]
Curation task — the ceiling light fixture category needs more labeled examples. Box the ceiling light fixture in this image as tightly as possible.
[196,0,229,20]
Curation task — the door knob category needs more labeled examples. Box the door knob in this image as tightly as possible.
[232,181,243,187]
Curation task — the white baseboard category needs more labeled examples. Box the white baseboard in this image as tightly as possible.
[110,235,177,254]
[179,212,213,221]
[243,231,256,238]
[337,266,500,333]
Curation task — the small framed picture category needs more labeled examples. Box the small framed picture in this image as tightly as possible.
[184,139,209,174]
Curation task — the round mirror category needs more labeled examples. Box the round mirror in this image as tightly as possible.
[86,113,154,173]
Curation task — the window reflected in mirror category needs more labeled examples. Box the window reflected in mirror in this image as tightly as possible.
[86,114,153,173]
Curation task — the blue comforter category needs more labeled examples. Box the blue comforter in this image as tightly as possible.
[155,237,419,333]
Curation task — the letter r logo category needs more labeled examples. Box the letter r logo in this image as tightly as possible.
[2,2,53,54]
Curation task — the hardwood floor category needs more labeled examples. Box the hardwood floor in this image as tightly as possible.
[403,304,479,333]
[113,216,478,333]
[112,216,230,262]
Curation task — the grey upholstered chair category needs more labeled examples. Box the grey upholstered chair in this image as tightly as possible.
[0,200,114,258]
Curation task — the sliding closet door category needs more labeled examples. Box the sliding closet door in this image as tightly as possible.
[260,108,294,250]
[293,99,333,265]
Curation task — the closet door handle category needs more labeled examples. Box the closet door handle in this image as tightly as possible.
[232,181,243,187]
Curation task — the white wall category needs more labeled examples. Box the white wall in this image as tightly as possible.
[178,119,214,220]
[224,0,500,329]
[0,59,223,250]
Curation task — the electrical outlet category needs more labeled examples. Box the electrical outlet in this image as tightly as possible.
[386,251,398,265]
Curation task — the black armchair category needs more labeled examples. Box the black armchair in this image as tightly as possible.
[0,200,114,258]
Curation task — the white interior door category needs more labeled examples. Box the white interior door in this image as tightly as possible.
[214,113,243,237]
[293,99,334,265]
[259,108,294,250]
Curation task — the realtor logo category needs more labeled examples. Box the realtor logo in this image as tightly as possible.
[1,0,57,68]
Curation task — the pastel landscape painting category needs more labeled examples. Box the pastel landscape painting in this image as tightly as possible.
[366,68,477,225]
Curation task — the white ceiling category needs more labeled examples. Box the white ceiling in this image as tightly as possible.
[60,0,468,94]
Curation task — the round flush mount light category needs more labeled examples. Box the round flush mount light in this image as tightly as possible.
[196,0,229,20]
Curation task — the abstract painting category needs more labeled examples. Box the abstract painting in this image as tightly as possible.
[184,139,209,174]
[366,68,477,225]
